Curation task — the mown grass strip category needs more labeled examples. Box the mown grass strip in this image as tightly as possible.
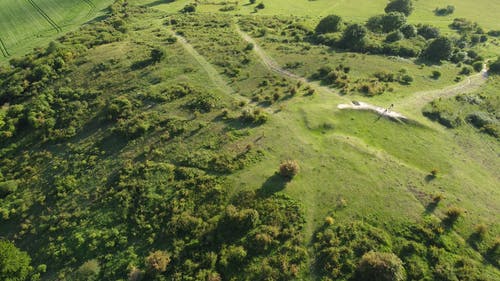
[26,0,62,32]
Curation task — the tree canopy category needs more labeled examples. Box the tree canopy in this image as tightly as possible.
[424,36,453,62]
[385,0,413,16]
[315,15,343,34]
[0,240,32,281]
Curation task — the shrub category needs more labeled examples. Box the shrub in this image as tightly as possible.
[145,250,170,274]
[381,12,407,33]
[325,216,334,225]
[431,70,442,79]
[417,25,440,39]
[357,251,406,281]
[180,4,196,13]
[315,15,343,34]
[0,240,32,281]
[474,224,488,238]
[386,31,404,42]
[430,168,439,178]
[489,57,500,74]
[341,24,368,51]
[240,108,268,124]
[385,0,413,16]
[459,66,472,75]
[0,180,18,198]
[434,5,455,16]
[400,74,413,85]
[423,37,452,62]
[150,48,165,63]
[445,206,464,221]
[279,160,300,179]
[433,193,444,203]
[74,260,101,281]
[400,24,417,37]
[187,92,220,112]
[466,111,494,128]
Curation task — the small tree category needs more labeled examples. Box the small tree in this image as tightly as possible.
[279,160,300,179]
[489,57,500,74]
[180,4,196,13]
[431,70,442,79]
[150,48,165,63]
[357,251,406,281]
[74,260,101,281]
[145,250,170,275]
[341,24,368,51]
[424,37,452,62]
[315,15,343,34]
[0,240,32,281]
[385,0,413,16]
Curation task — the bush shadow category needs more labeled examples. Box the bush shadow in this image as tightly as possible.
[257,173,287,197]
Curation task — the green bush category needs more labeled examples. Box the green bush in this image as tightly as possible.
[386,31,404,42]
[73,259,100,281]
[431,70,442,79]
[0,180,18,197]
[423,37,452,62]
[0,240,32,281]
[356,251,406,281]
[279,160,300,179]
[385,0,413,16]
[315,15,343,34]
[489,57,500,74]
[145,250,170,274]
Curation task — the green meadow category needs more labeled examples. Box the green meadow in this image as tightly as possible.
[0,0,499,280]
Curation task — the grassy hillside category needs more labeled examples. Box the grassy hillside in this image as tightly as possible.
[0,1,499,281]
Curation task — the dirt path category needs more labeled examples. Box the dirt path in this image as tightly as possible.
[235,25,491,120]
[398,65,488,112]
[337,101,407,121]
[170,31,235,95]
[235,25,411,120]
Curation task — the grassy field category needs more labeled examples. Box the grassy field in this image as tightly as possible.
[0,1,498,280]
[0,0,113,61]
[135,0,500,30]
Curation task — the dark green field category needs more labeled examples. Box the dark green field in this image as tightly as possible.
[0,1,499,280]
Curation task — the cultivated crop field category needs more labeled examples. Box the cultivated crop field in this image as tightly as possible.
[0,0,499,280]
[0,0,113,60]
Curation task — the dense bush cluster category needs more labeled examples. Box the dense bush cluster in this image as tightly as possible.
[314,219,497,281]
[423,83,499,138]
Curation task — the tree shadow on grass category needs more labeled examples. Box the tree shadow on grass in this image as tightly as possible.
[256,173,288,197]
[424,201,438,214]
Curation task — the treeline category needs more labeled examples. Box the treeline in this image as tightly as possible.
[313,0,491,65]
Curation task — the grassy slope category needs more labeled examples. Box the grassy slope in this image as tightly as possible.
[0,0,498,279]
[0,0,113,62]
[137,0,500,30]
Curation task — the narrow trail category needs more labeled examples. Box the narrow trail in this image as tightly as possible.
[234,25,410,121]
[399,66,488,112]
[235,25,490,121]
[170,31,235,95]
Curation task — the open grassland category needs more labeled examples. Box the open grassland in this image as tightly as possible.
[0,1,499,280]
[0,0,113,61]
[136,0,500,30]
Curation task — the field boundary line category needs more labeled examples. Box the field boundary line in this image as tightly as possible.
[82,0,97,17]
[0,37,10,57]
[26,0,62,32]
